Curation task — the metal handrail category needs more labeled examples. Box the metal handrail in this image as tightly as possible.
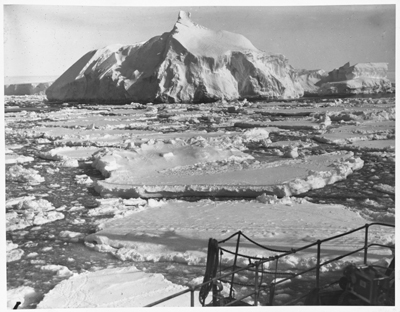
[145,222,394,307]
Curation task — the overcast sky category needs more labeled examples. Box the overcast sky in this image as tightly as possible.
[3,1,396,78]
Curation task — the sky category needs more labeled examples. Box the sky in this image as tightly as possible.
[3,1,396,78]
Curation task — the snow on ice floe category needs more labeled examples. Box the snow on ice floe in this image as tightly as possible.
[92,141,364,197]
[87,197,147,218]
[84,199,394,267]
[38,146,101,161]
[37,266,201,308]
[5,154,34,164]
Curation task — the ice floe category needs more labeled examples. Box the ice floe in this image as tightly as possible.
[92,149,364,198]
[85,199,394,266]
[37,266,201,308]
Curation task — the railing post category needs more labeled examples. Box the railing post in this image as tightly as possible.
[229,232,241,298]
[316,240,321,290]
[190,288,194,307]
[269,283,275,306]
[254,261,259,306]
[364,224,369,265]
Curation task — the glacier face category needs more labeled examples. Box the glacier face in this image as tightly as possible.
[46,11,304,103]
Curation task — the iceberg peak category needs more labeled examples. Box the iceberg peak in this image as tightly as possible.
[177,11,192,25]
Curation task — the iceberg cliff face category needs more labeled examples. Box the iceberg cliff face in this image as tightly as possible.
[46,11,303,103]
[318,62,392,95]
[295,69,328,95]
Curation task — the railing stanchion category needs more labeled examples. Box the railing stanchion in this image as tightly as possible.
[190,288,194,307]
[269,283,275,305]
[254,261,259,306]
[229,232,241,298]
[316,240,321,290]
[364,224,369,264]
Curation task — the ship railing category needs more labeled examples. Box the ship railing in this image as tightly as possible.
[144,222,394,307]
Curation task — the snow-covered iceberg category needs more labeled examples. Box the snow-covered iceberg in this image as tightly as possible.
[318,62,392,95]
[46,11,303,103]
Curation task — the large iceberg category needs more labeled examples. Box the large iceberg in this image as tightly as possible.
[46,11,303,103]
[317,62,392,95]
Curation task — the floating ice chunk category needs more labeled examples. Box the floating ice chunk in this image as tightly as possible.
[6,196,36,208]
[33,211,65,225]
[27,252,39,258]
[7,199,64,230]
[242,128,270,142]
[5,154,34,164]
[7,165,44,184]
[75,174,94,185]
[283,146,298,159]
[35,138,52,144]
[6,240,18,252]
[373,183,395,195]
[7,248,24,262]
[41,265,73,277]
[60,159,79,167]
[59,231,85,242]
